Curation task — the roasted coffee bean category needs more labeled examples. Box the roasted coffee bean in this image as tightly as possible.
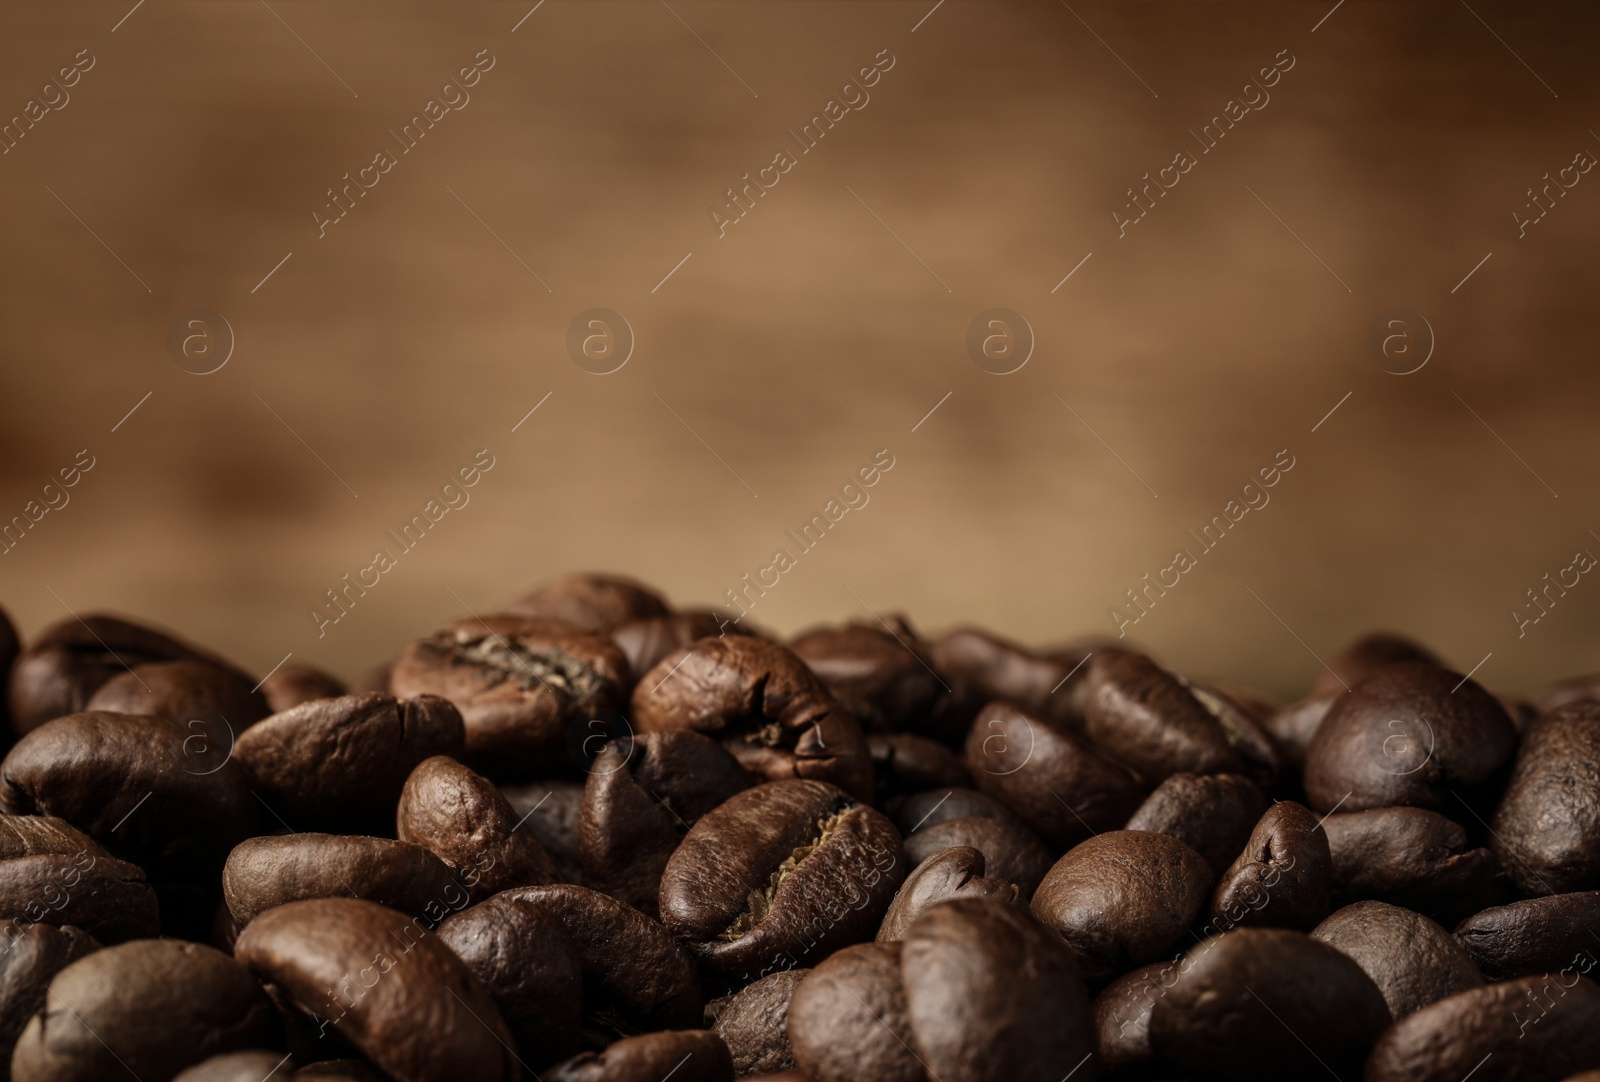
[1304,661,1516,813]
[1366,975,1600,1082]
[1147,928,1390,1082]
[222,834,467,926]
[545,1030,734,1082]
[0,711,256,875]
[1031,830,1214,982]
[233,898,516,1082]
[877,846,1023,942]
[1125,772,1268,876]
[174,1051,295,1081]
[85,659,269,736]
[1538,672,1600,713]
[930,627,1084,734]
[1312,901,1483,1019]
[1315,631,1442,699]
[660,780,903,983]
[788,942,920,1082]
[0,851,158,943]
[260,664,348,714]
[1090,961,1168,1075]
[902,817,1052,898]
[500,780,586,884]
[398,755,559,902]
[612,611,736,678]
[900,897,1096,1082]
[1492,702,1600,894]
[1455,892,1600,980]
[234,693,465,834]
[889,787,1029,836]
[1323,806,1502,923]
[633,637,874,803]
[1207,801,1331,931]
[963,701,1142,849]
[437,891,584,1066]
[0,921,99,1076]
[0,605,18,739]
[868,733,970,802]
[0,815,104,861]
[1263,694,1334,771]
[790,618,946,735]
[12,939,279,1082]
[292,1061,388,1081]
[499,574,672,632]
[710,969,806,1076]
[391,617,630,779]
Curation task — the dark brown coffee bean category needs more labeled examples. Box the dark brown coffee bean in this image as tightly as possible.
[1538,672,1600,713]
[234,693,465,835]
[391,617,630,779]
[1125,772,1268,876]
[437,892,583,1066]
[868,733,971,804]
[223,834,467,926]
[0,711,257,875]
[1312,901,1483,1019]
[85,659,269,736]
[790,618,946,735]
[233,897,516,1082]
[260,664,348,714]
[500,780,586,885]
[1090,961,1168,1075]
[710,969,806,1076]
[612,611,735,678]
[174,1051,295,1081]
[902,817,1052,898]
[0,921,98,1075]
[889,787,1029,836]
[1315,631,1442,699]
[1207,801,1331,931]
[398,755,558,902]
[1304,661,1516,813]
[12,939,279,1082]
[877,846,1023,942]
[633,636,874,803]
[0,605,18,740]
[1455,892,1600,980]
[930,627,1084,735]
[1263,694,1334,771]
[963,701,1142,850]
[0,815,105,861]
[1492,702,1600,895]
[788,942,921,1082]
[1147,928,1390,1082]
[0,851,158,943]
[660,780,903,983]
[1366,975,1600,1082]
[1031,830,1214,982]
[901,897,1095,1082]
[1323,806,1503,923]
[292,1060,387,1081]
[499,574,671,633]
[545,1030,734,1082]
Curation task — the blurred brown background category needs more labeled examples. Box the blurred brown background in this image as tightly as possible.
[1,0,1597,701]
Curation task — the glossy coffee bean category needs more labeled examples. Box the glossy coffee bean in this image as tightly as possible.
[788,942,920,1082]
[1124,772,1268,876]
[223,833,467,925]
[174,1052,295,1081]
[0,851,158,943]
[1304,661,1516,813]
[12,939,279,1082]
[901,898,1096,1082]
[259,664,347,714]
[611,611,736,678]
[85,659,269,736]
[0,815,103,861]
[398,755,559,902]
[0,921,99,1075]
[233,898,517,1082]
[1312,901,1483,1019]
[633,636,874,803]
[710,969,806,1077]
[1314,631,1442,699]
[1367,975,1600,1082]
[500,780,586,884]
[1322,806,1502,923]
[660,780,902,982]
[963,701,1142,850]
[1031,830,1214,982]
[790,618,946,735]
[1207,801,1331,931]
[902,817,1052,898]
[499,573,671,632]
[867,734,970,803]
[1492,702,1600,894]
[1455,892,1600,980]
[890,787,1028,836]
[1090,960,1168,1075]
[1147,928,1390,1082]
[545,1030,734,1082]
[930,627,1084,734]
[876,846,1023,942]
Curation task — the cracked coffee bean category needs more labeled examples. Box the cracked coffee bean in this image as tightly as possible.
[876,846,1023,942]
[1312,901,1483,1019]
[222,833,467,926]
[1454,891,1600,980]
[790,617,946,735]
[499,573,671,632]
[1491,701,1600,895]
[1207,800,1332,931]
[710,968,806,1076]
[1125,771,1268,876]
[901,816,1052,898]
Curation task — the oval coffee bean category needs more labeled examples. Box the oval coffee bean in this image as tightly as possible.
[632,636,874,803]
[0,815,104,861]
[611,611,736,680]
[1207,801,1331,932]
[1491,702,1600,895]
[1312,901,1482,1019]
[790,618,945,735]
[930,627,1083,734]
[788,942,920,1082]
[1314,631,1441,699]
[233,898,517,1082]
[877,846,1022,942]
[902,817,1051,898]
[1147,928,1390,1082]
[499,573,671,632]
[223,834,467,926]
[1126,772,1268,876]
[292,1061,387,1081]
[710,969,806,1077]
[0,921,99,1071]
[0,852,158,943]
[175,1052,296,1081]
[259,663,348,714]
[13,939,278,1082]
[1323,806,1502,923]
[1031,830,1214,982]
[659,780,903,982]
[85,659,269,735]
[1455,892,1600,980]
[867,733,971,802]
[890,787,1028,836]
[1264,694,1335,771]
[398,755,558,902]
[1091,961,1169,1075]
[545,1030,734,1082]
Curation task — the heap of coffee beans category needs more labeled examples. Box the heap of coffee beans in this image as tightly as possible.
[0,574,1597,1081]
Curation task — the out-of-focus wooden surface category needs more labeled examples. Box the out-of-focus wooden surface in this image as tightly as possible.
[1,1,1597,700]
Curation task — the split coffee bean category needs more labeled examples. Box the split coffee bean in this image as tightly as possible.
[1206,800,1332,931]
[901,816,1052,898]
[876,846,1023,942]
[1321,805,1502,923]
[1454,891,1600,980]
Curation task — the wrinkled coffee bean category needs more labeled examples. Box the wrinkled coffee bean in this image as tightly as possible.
[1148,928,1390,1082]
[545,1030,734,1082]
[501,779,586,884]
[1455,892,1600,980]
[398,755,558,902]
[964,701,1142,849]
[174,1051,295,1081]
[1090,960,1168,1075]
[612,611,736,678]
[1322,806,1502,923]
[633,636,874,803]
[85,658,269,736]
[233,897,516,1082]
[877,846,1023,942]
[902,817,1052,898]
[1031,830,1214,982]
[0,851,158,943]
[1125,772,1268,876]
[710,969,806,1076]
[13,938,279,1082]
[1312,901,1483,1019]
[260,664,348,714]
[0,921,99,1075]
[223,833,467,925]
[1491,702,1600,895]
[790,618,947,735]
[660,780,903,982]
[788,942,920,1082]
[1207,801,1331,931]
[499,574,672,632]
[868,733,970,803]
